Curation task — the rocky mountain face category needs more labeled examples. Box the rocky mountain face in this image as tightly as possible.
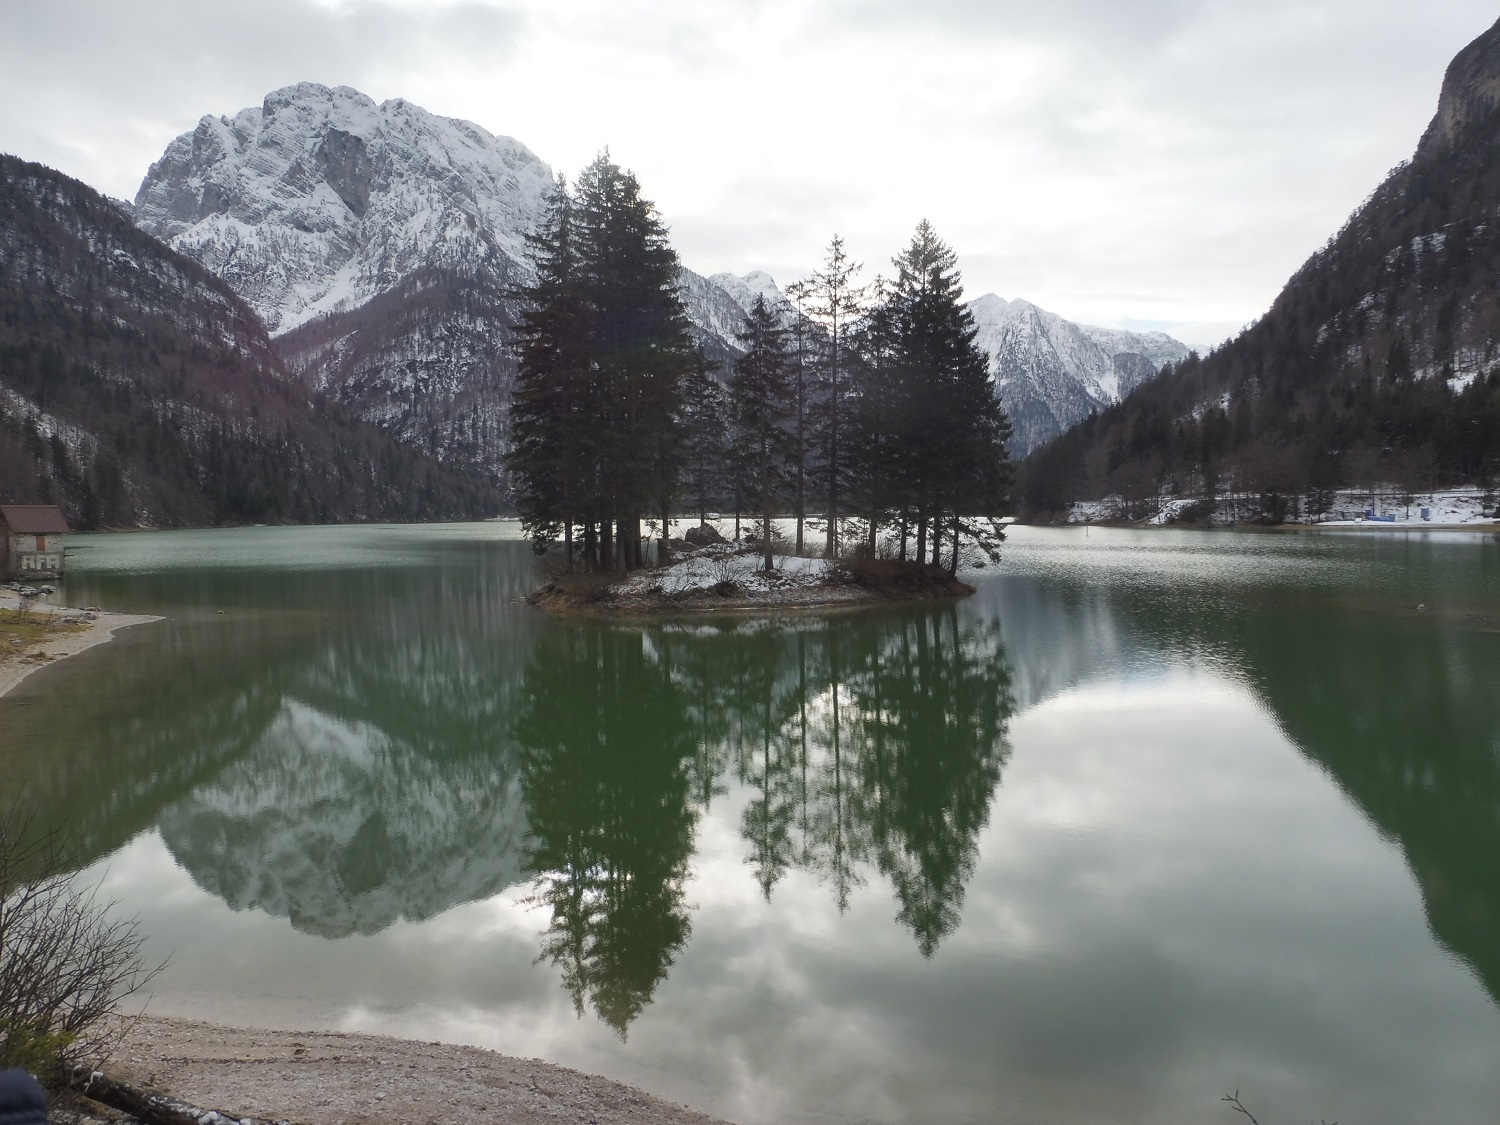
[0,154,499,526]
[132,83,554,334]
[132,83,769,479]
[273,267,518,472]
[1020,16,1500,516]
[966,294,1190,455]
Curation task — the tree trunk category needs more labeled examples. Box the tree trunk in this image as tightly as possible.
[564,518,574,573]
[949,511,960,576]
[899,514,909,561]
[600,519,613,571]
[931,510,943,567]
[915,516,927,565]
[761,443,774,572]
[660,502,671,566]
[796,342,806,557]
[70,1068,217,1125]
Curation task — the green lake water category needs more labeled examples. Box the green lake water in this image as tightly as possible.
[3,523,1500,1124]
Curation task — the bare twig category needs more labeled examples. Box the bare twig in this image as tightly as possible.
[1221,1090,1336,1125]
[1222,1092,1261,1125]
[1,800,166,1084]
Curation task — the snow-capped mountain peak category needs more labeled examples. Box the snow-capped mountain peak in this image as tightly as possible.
[133,82,554,333]
[965,293,1190,454]
[130,83,1188,472]
[709,270,794,319]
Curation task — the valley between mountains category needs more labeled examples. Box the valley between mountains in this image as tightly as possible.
[2,82,1188,526]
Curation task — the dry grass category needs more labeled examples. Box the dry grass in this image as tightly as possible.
[833,556,976,597]
[1,606,89,664]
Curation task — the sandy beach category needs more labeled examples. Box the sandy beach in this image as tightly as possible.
[0,588,161,701]
[88,1016,734,1125]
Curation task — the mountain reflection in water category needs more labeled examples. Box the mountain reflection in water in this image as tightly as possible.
[2,525,1499,1063]
[2,544,1018,1032]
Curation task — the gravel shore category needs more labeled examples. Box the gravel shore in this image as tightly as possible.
[100,1016,735,1125]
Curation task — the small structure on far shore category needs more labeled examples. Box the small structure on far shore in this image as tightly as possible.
[1,504,70,580]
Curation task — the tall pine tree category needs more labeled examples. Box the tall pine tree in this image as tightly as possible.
[882,221,1011,572]
[680,350,728,525]
[805,236,866,558]
[508,155,696,571]
[728,295,795,571]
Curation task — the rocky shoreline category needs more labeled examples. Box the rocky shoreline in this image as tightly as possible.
[71,1017,733,1125]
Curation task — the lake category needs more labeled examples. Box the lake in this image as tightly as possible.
[3,523,1499,1124]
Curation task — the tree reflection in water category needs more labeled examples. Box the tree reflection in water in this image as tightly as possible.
[513,628,699,1037]
[512,605,1017,1032]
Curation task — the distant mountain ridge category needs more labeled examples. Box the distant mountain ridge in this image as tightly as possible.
[0,154,498,526]
[966,294,1190,454]
[127,82,1189,475]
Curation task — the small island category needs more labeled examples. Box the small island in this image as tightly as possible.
[506,202,1013,619]
[527,531,976,617]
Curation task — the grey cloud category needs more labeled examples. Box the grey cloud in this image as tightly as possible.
[833,0,1200,48]
[4,0,1500,337]
[0,0,526,196]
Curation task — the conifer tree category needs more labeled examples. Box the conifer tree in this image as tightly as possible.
[849,275,902,552]
[882,221,1011,572]
[728,296,795,571]
[805,236,866,558]
[782,280,816,555]
[681,351,727,524]
[507,155,695,571]
[573,153,696,570]
[506,177,591,563]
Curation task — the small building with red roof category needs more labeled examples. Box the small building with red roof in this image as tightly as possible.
[1,504,70,580]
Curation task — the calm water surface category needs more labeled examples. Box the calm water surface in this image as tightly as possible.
[3,524,1500,1124]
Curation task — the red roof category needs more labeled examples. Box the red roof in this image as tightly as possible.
[0,505,70,534]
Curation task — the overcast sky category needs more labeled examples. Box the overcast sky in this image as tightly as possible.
[2,1,1496,347]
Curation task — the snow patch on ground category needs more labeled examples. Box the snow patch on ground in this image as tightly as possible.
[621,545,833,596]
[1066,487,1498,527]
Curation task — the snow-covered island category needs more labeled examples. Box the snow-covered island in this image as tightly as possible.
[526,538,975,617]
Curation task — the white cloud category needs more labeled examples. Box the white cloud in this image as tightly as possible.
[2,0,1495,342]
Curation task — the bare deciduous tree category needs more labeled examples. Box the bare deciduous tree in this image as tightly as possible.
[0,802,162,1085]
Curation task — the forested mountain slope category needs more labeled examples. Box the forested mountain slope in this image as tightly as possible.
[1021,17,1500,517]
[0,155,498,526]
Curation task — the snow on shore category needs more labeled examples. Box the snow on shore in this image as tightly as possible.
[1068,487,1499,528]
[620,544,833,596]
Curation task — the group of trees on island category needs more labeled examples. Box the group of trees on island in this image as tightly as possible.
[505,154,1013,574]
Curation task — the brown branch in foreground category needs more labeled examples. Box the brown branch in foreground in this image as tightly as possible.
[70,1066,301,1125]
[1223,1092,1262,1125]
[1222,1091,1338,1125]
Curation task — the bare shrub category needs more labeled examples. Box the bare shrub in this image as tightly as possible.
[0,803,163,1086]
[710,553,741,594]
